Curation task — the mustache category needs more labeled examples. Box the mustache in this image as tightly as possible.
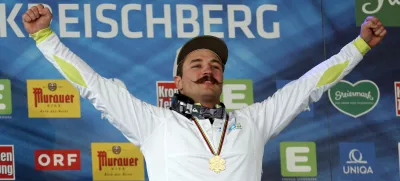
[192,75,223,85]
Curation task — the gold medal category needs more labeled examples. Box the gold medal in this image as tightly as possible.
[191,114,229,173]
[209,155,226,173]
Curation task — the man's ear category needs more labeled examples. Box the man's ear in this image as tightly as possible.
[174,76,183,91]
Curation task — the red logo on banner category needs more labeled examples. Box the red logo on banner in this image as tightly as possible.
[0,145,15,180]
[34,150,81,170]
[156,81,178,108]
[395,82,400,116]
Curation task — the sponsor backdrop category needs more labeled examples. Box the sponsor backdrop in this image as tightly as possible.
[0,0,399,180]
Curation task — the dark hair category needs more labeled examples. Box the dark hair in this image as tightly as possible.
[176,60,185,77]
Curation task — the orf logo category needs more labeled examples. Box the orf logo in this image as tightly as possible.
[34,150,81,170]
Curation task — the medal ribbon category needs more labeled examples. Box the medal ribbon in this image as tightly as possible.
[191,114,229,156]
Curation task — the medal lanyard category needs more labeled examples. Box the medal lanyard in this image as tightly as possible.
[191,114,229,156]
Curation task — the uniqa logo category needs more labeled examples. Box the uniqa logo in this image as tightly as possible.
[362,0,400,14]
[343,149,373,174]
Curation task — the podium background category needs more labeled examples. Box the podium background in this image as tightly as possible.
[1,0,400,180]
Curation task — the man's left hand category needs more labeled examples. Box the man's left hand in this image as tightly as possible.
[360,16,387,48]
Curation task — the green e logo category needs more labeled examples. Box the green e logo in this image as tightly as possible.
[221,79,253,112]
[280,142,317,177]
[0,79,12,115]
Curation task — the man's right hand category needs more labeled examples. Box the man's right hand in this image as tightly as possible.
[23,4,52,34]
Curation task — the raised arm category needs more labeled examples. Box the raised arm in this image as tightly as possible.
[236,16,387,144]
[23,4,171,146]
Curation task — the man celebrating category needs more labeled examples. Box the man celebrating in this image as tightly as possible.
[23,4,386,181]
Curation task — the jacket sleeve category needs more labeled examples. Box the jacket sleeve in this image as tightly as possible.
[32,27,171,146]
[236,36,371,144]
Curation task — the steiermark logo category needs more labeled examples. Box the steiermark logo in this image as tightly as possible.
[0,79,12,115]
[355,0,400,27]
[328,80,379,118]
[280,142,317,177]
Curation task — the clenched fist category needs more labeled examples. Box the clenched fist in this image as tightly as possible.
[360,16,387,48]
[23,4,52,34]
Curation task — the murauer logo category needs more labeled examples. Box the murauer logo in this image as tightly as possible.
[355,0,400,27]
[27,80,80,118]
[91,143,144,181]
[32,83,74,108]
[0,145,15,180]
[97,146,139,171]
[34,150,80,170]
[339,142,376,180]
